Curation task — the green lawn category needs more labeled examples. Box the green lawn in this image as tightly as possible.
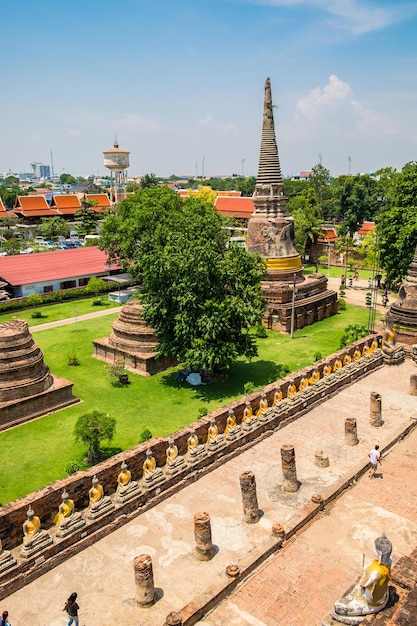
[0,302,378,505]
[0,296,120,327]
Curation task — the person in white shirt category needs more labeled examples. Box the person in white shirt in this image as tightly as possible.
[368,445,381,478]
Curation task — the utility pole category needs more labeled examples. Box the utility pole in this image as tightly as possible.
[348,156,351,175]
[290,274,297,338]
[202,156,205,184]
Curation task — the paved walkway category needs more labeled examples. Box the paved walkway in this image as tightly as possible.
[29,306,121,333]
[3,360,416,626]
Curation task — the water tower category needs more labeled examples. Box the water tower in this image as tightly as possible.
[103,137,130,204]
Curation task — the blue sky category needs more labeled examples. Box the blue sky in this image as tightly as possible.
[1,0,417,178]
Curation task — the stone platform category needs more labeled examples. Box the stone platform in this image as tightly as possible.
[3,360,417,625]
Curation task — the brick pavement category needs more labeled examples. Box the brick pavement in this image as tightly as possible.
[201,414,417,626]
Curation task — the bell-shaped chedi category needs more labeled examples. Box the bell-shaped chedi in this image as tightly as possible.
[93,298,176,376]
[0,319,78,431]
[387,242,417,346]
[246,78,338,332]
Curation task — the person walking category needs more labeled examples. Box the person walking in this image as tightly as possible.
[63,592,79,626]
[368,444,382,478]
[0,610,11,626]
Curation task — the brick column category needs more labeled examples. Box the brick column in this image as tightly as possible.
[370,391,382,427]
[239,471,260,523]
[134,554,155,606]
[165,612,182,625]
[345,417,359,446]
[194,512,214,561]
[410,374,417,396]
[281,444,299,492]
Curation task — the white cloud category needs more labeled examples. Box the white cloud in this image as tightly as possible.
[115,114,162,133]
[67,129,80,136]
[291,74,390,136]
[248,0,410,35]
[198,114,237,134]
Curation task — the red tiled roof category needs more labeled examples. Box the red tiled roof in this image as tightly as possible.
[85,194,111,210]
[15,195,50,210]
[14,195,59,217]
[215,196,254,220]
[0,247,119,286]
[357,221,375,236]
[317,228,339,243]
[52,195,82,209]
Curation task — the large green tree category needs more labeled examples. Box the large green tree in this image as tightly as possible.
[378,162,417,284]
[74,411,116,463]
[331,174,380,236]
[39,217,69,240]
[287,188,323,257]
[100,187,266,373]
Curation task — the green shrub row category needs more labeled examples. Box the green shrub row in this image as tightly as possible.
[0,281,136,314]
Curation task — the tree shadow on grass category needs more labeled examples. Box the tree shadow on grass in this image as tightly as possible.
[99,446,123,460]
[161,361,288,402]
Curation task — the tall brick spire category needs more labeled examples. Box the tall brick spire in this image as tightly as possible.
[256,77,283,186]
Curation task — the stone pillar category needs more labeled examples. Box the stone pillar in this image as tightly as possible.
[281,444,299,492]
[194,512,215,561]
[134,554,155,606]
[345,417,359,446]
[165,612,182,626]
[410,374,417,396]
[370,391,382,427]
[239,471,260,523]
[314,450,330,467]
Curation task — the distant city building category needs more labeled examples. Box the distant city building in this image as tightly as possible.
[30,162,51,181]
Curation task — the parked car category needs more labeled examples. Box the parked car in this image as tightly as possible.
[57,242,68,250]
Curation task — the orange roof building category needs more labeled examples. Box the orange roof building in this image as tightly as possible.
[14,195,59,218]
[51,194,82,216]
[84,193,111,212]
[214,196,254,221]
[357,221,375,237]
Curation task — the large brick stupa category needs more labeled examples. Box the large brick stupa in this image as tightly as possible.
[0,319,79,430]
[246,77,338,332]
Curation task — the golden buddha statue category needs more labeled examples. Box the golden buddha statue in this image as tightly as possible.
[370,338,379,353]
[243,400,253,422]
[187,429,199,452]
[333,357,343,373]
[23,507,41,544]
[187,428,207,462]
[299,376,309,393]
[323,360,332,376]
[206,418,225,450]
[143,448,157,479]
[309,367,320,385]
[165,437,186,474]
[353,347,362,361]
[381,318,404,363]
[225,409,241,440]
[117,461,132,493]
[256,393,269,418]
[0,537,17,571]
[54,490,85,537]
[363,342,371,357]
[142,448,165,487]
[166,437,179,466]
[287,380,297,400]
[89,475,104,506]
[21,505,52,558]
[334,533,392,619]
[54,490,75,526]
[87,475,114,519]
[116,460,140,502]
[343,352,352,367]
[272,386,283,406]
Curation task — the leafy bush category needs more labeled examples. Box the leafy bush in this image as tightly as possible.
[318,255,328,266]
[339,324,368,348]
[197,405,208,418]
[313,351,322,362]
[65,460,83,475]
[67,349,80,366]
[243,381,255,395]
[27,294,43,307]
[92,299,103,306]
[255,322,267,338]
[138,428,153,443]
[31,310,43,319]
[74,410,116,463]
